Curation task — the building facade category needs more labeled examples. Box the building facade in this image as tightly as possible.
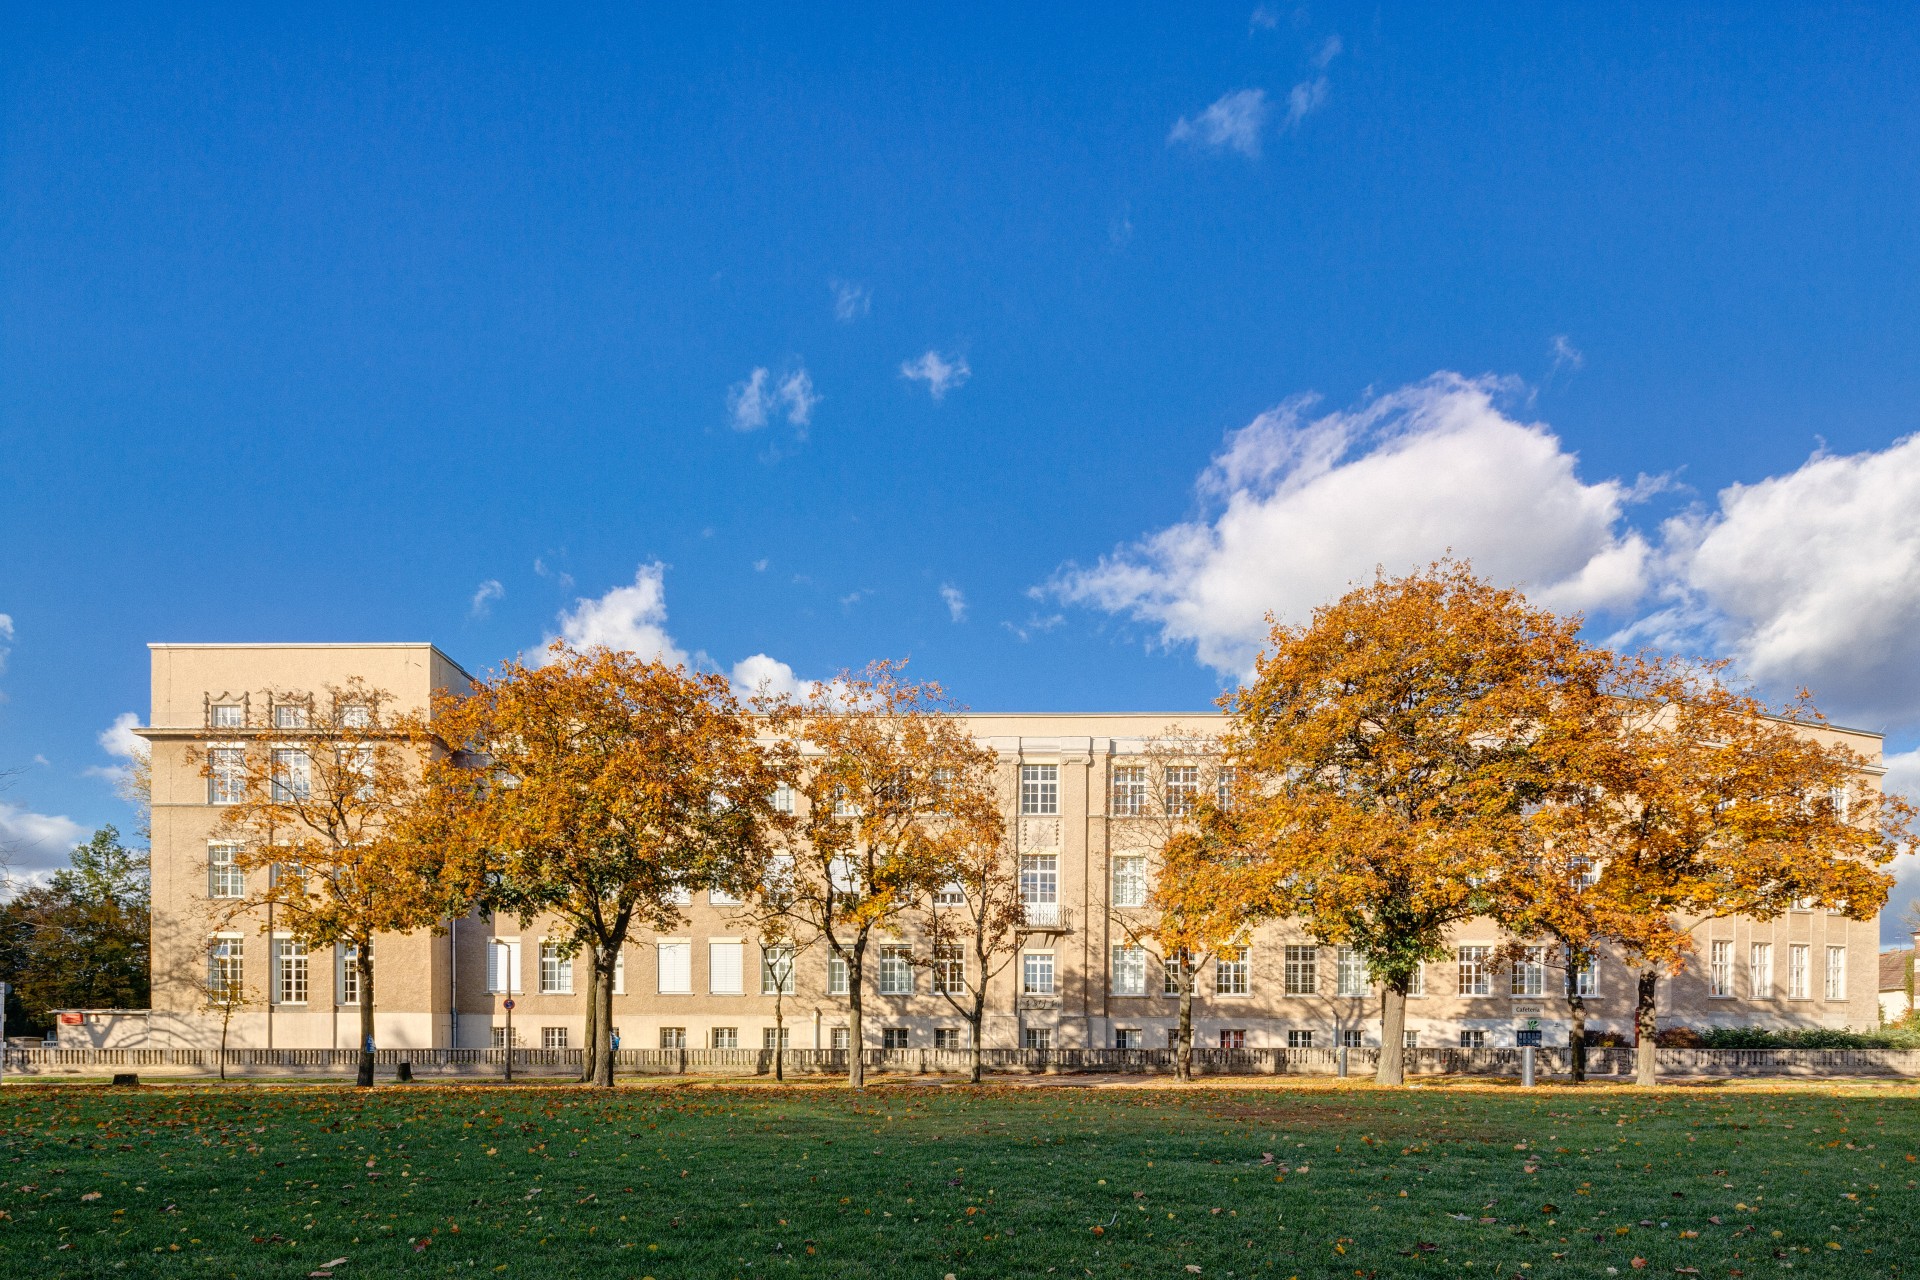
[116,642,1889,1055]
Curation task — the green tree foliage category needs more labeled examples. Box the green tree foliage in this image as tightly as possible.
[0,826,150,1036]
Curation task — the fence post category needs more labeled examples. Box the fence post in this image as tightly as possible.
[1337,1046,1348,1079]
[1521,1045,1536,1088]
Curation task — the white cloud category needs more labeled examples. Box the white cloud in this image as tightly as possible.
[546,563,690,667]
[85,712,149,785]
[729,366,818,437]
[729,653,814,702]
[1550,334,1585,373]
[831,279,871,322]
[0,802,88,879]
[900,351,972,401]
[1652,434,1920,727]
[0,611,12,680]
[469,579,505,619]
[1050,374,1652,676]
[1169,89,1271,158]
[941,583,968,623]
[1313,34,1343,68]
[1878,748,1920,944]
[1284,76,1330,128]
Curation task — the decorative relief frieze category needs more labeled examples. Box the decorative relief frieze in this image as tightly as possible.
[1020,817,1061,848]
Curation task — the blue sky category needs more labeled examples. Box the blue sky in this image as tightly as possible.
[6,5,1920,936]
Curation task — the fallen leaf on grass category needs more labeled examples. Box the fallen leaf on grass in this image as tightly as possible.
[80,1192,102,1202]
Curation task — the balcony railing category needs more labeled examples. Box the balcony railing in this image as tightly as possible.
[1019,902,1072,932]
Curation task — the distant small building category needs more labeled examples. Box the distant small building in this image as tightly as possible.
[1879,943,1915,1024]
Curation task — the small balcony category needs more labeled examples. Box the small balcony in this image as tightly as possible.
[1019,903,1073,934]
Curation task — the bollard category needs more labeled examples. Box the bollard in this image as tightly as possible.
[110,1073,139,1087]
[1337,1046,1348,1079]
[1521,1045,1536,1088]
[396,1062,414,1083]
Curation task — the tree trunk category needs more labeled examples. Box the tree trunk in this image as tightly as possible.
[580,960,602,1084]
[968,986,986,1085]
[1566,954,1588,1084]
[1376,981,1407,1086]
[219,1007,231,1082]
[1175,952,1195,1083]
[773,989,785,1083]
[1634,968,1659,1087]
[846,944,866,1090]
[356,953,376,1088]
[592,947,616,1087]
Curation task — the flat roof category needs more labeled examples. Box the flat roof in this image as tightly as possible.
[148,642,475,683]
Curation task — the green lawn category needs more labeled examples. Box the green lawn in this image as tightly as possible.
[2,1078,1916,1279]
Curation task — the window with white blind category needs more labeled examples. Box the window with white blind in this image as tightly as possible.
[1335,946,1367,997]
[709,940,745,995]
[1788,944,1810,999]
[761,945,796,995]
[657,942,692,995]
[1749,943,1773,998]
[1111,766,1147,816]
[539,943,573,995]
[1708,940,1733,997]
[1163,766,1198,817]
[1511,947,1547,997]
[828,857,862,896]
[827,953,849,996]
[487,938,523,994]
[1216,945,1250,996]
[613,949,625,995]
[1111,944,1146,996]
[932,944,965,994]
[1457,946,1492,997]
[208,746,246,805]
[1020,764,1059,815]
[276,939,309,1005]
[1022,952,1056,995]
[207,842,244,898]
[876,943,912,995]
[1283,945,1317,995]
[666,886,693,907]
[1111,855,1147,909]
[1825,946,1847,1000]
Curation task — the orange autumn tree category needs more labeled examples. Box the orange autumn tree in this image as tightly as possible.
[1226,562,1621,1086]
[1149,808,1271,1081]
[761,661,1000,1090]
[419,645,784,1088]
[1590,658,1908,1085]
[914,774,1021,1085]
[191,679,451,1088]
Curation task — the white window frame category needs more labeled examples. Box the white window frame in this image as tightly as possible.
[1574,955,1599,997]
[709,940,745,996]
[1111,766,1147,817]
[659,1027,687,1049]
[1825,945,1847,1001]
[209,703,245,729]
[1708,939,1733,997]
[1216,945,1251,996]
[1020,764,1059,816]
[1022,951,1056,996]
[1023,1026,1053,1050]
[207,933,244,998]
[1111,855,1147,909]
[1457,946,1492,997]
[541,1026,569,1050]
[1788,943,1810,999]
[932,943,965,995]
[1020,852,1059,925]
[877,943,913,995]
[1283,944,1316,996]
[1163,765,1198,817]
[711,1026,739,1050]
[269,746,310,803]
[657,941,693,995]
[208,745,246,805]
[1286,1029,1314,1049]
[339,942,368,1006]
[1335,945,1367,998]
[761,944,796,995]
[275,936,309,1006]
[1511,946,1547,998]
[207,841,245,899]
[1110,944,1146,996]
[487,938,523,994]
[826,952,849,997]
[539,942,574,995]
[1749,942,1773,998]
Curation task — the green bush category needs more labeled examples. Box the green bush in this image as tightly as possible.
[1686,1025,1920,1049]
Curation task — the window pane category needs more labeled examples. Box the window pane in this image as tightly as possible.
[1111,945,1146,996]
[1022,953,1056,995]
[877,944,912,995]
[1216,945,1250,996]
[1020,765,1059,816]
[1111,856,1147,909]
[1283,945,1317,996]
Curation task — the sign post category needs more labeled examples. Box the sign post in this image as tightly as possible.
[502,999,515,1083]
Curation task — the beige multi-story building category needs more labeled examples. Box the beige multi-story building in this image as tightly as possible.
[120,642,1888,1055]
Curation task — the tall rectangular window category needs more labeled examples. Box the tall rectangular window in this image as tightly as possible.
[657,941,692,995]
[1335,946,1367,997]
[539,943,573,995]
[1708,940,1733,997]
[208,935,244,999]
[1825,946,1847,1000]
[1164,952,1189,995]
[1164,766,1198,817]
[1022,952,1056,995]
[1111,945,1146,996]
[932,944,965,994]
[772,783,794,814]
[1216,945,1250,996]
[1407,962,1426,998]
[1457,946,1491,997]
[1788,943,1810,999]
[276,939,308,1005]
[1511,946,1547,997]
[827,953,849,997]
[877,944,913,995]
[487,938,523,993]
[340,942,368,1005]
[1574,955,1599,997]
[1020,853,1059,925]
[1215,766,1238,812]
[613,948,626,995]
[761,945,796,995]
[1283,945,1317,995]
[709,940,745,995]
[207,841,245,898]
[270,747,310,802]
[1020,764,1059,815]
[208,746,246,805]
[1749,942,1773,998]
[1111,766,1147,816]
[1111,855,1147,909]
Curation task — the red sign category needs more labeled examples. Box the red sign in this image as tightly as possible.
[58,1013,83,1026]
